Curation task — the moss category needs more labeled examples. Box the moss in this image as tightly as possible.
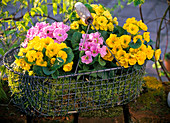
[79,106,123,118]
[130,77,170,116]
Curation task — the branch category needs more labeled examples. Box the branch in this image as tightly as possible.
[0,16,23,22]
[159,60,170,81]
[33,14,59,22]
[139,5,144,23]
[0,26,16,35]
[155,6,170,49]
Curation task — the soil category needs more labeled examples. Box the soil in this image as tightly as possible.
[0,79,170,123]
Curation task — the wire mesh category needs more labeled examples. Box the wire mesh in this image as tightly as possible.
[3,47,146,117]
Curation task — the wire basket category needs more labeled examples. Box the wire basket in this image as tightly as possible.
[3,46,146,117]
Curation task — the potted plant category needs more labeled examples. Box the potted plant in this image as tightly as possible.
[3,3,162,117]
[164,52,170,72]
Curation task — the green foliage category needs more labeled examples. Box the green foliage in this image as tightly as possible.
[71,31,82,49]
[129,39,142,49]
[127,0,145,6]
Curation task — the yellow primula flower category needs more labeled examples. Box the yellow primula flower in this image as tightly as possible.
[112,17,118,25]
[103,10,112,21]
[26,50,37,62]
[36,51,44,60]
[146,45,154,60]
[120,35,131,48]
[106,34,119,48]
[58,43,68,50]
[50,58,56,64]
[100,25,107,31]
[116,50,126,60]
[97,16,108,26]
[155,49,161,61]
[57,50,67,63]
[111,43,122,55]
[29,71,34,76]
[18,48,26,56]
[94,5,105,15]
[46,43,59,58]
[129,48,138,55]
[133,35,144,43]
[15,58,31,71]
[127,24,139,35]
[123,23,129,30]
[63,61,73,72]
[125,53,137,66]
[34,42,45,51]
[117,58,129,68]
[81,31,86,34]
[143,32,150,42]
[78,19,87,26]
[126,17,137,24]
[43,37,54,47]
[138,44,147,52]
[70,21,79,29]
[36,59,47,67]
[102,48,114,61]
[91,20,100,30]
[137,20,148,31]
[136,51,146,65]
[107,22,114,32]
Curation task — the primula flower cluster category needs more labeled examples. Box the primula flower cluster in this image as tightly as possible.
[21,22,70,47]
[79,32,107,64]
[102,17,161,68]
[70,4,118,33]
[15,36,74,76]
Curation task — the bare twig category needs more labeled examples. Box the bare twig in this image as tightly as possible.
[139,5,144,23]
[159,60,170,81]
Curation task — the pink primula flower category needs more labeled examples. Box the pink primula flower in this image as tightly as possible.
[81,51,93,64]
[89,32,103,44]
[53,28,68,43]
[90,46,99,57]
[43,25,55,38]
[100,45,107,57]
[21,39,29,48]
[26,27,39,40]
[35,22,49,30]
[56,22,70,32]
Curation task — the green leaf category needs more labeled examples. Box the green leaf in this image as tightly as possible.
[98,55,106,66]
[62,47,74,64]
[84,3,95,13]
[67,29,76,40]
[99,30,110,41]
[71,32,82,49]
[53,3,58,16]
[52,70,59,79]
[41,5,48,16]
[129,39,142,49]
[2,0,7,5]
[116,26,127,37]
[134,64,143,70]
[127,0,133,4]
[24,57,36,65]
[51,57,64,70]
[42,67,56,75]
[14,55,23,59]
[0,48,5,56]
[30,8,36,17]
[5,29,16,35]
[9,44,19,50]
[33,65,44,76]
[36,7,44,16]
